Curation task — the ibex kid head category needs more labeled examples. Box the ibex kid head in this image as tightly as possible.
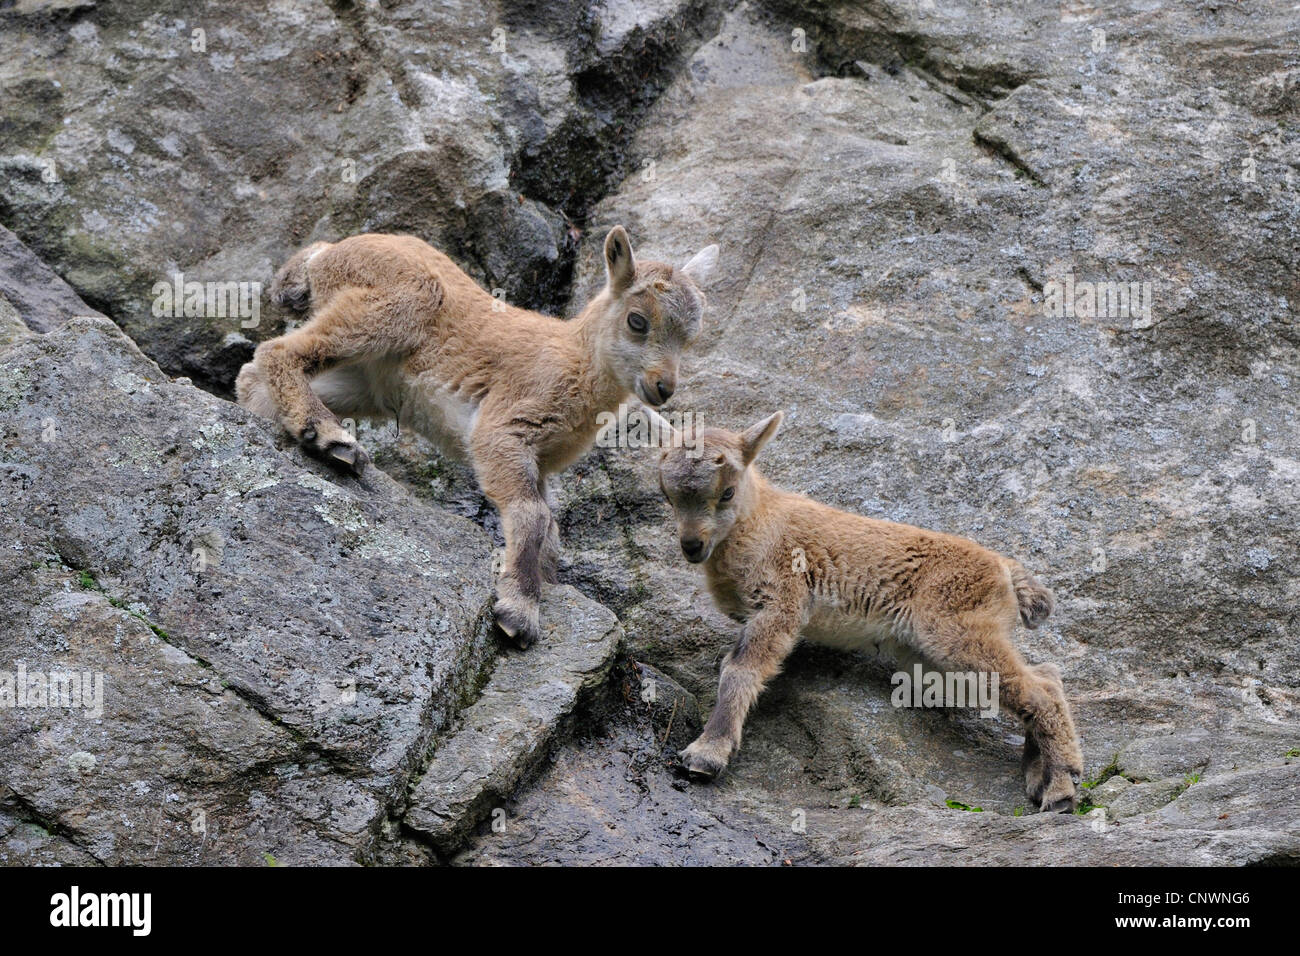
[658,411,783,563]
[595,225,717,408]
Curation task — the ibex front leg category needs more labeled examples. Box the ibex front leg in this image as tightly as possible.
[680,587,805,779]
[472,427,552,649]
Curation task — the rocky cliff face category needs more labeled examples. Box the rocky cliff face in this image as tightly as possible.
[1,0,1297,865]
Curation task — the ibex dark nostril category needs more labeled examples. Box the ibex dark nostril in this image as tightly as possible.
[657,380,674,402]
[682,538,703,557]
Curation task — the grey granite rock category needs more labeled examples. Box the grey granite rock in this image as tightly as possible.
[405,585,621,854]
[0,315,498,863]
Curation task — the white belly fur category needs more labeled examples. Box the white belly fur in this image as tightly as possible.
[803,598,920,670]
[401,372,480,461]
[310,361,479,462]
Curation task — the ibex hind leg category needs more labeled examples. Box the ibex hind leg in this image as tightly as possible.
[238,356,375,474]
[235,360,277,420]
[913,613,1081,813]
[253,288,423,477]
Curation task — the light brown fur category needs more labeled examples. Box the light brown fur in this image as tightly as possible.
[237,228,717,647]
[657,412,1083,812]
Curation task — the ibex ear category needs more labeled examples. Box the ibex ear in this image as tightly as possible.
[680,244,718,287]
[604,225,636,294]
[739,411,783,467]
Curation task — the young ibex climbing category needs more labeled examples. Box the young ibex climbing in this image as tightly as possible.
[237,228,717,648]
[657,413,1083,812]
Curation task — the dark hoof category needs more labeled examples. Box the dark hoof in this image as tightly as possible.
[324,441,368,477]
[298,421,368,477]
[677,745,726,781]
[493,600,538,650]
[1034,766,1080,813]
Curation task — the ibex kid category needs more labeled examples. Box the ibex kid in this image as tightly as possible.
[656,412,1083,812]
[237,227,717,648]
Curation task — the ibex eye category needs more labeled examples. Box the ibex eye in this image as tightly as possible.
[720,487,735,502]
[627,312,648,334]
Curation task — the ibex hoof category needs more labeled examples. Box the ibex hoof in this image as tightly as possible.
[297,420,369,477]
[1025,752,1079,813]
[324,441,369,478]
[678,738,729,781]
[493,599,539,650]
[1035,768,1080,813]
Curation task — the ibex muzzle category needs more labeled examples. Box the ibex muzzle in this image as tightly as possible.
[639,360,678,407]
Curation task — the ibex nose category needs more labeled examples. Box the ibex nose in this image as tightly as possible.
[656,379,675,403]
[681,537,705,562]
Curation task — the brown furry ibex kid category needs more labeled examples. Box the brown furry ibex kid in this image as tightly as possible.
[657,412,1083,812]
[237,227,717,648]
